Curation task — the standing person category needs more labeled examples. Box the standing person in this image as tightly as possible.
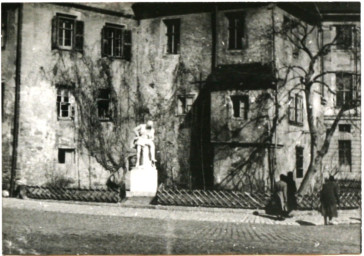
[320,175,340,225]
[286,171,298,214]
[274,174,288,219]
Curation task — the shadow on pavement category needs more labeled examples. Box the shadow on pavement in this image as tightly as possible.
[296,220,316,226]
[253,211,283,221]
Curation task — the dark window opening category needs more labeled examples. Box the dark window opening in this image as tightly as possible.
[163,19,180,54]
[336,25,354,50]
[58,148,75,164]
[231,95,249,119]
[339,124,351,133]
[97,89,111,120]
[177,95,194,115]
[296,146,304,178]
[52,13,83,52]
[336,72,354,107]
[339,140,351,169]
[289,94,303,125]
[226,12,246,50]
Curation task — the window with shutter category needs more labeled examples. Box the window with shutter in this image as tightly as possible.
[336,72,353,107]
[74,20,84,52]
[226,12,246,50]
[123,30,132,61]
[101,23,131,60]
[51,13,84,52]
[163,19,180,54]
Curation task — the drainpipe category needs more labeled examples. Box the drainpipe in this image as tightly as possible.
[269,4,278,191]
[211,3,218,72]
[10,3,23,197]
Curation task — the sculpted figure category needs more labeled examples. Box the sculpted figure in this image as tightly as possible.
[132,120,156,167]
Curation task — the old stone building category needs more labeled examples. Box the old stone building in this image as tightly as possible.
[2,3,360,194]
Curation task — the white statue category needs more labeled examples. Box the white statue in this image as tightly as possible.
[132,120,156,167]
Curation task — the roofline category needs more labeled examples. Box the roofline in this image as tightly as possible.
[53,3,135,19]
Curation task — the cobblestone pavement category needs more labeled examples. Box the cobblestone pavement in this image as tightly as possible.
[2,198,361,254]
[3,198,361,226]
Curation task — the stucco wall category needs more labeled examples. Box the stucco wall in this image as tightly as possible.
[136,12,212,187]
[1,5,19,189]
[15,3,137,187]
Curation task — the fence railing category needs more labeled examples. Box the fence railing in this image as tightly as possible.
[24,186,120,203]
[21,185,360,210]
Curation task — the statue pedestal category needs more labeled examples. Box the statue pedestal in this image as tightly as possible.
[127,165,158,197]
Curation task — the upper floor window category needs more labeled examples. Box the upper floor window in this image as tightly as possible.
[57,88,74,120]
[163,19,180,54]
[335,25,354,50]
[177,95,194,115]
[283,16,299,57]
[52,13,84,52]
[336,72,354,107]
[97,89,112,121]
[288,93,303,125]
[226,12,246,50]
[231,95,249,119]
[101,23,132,60]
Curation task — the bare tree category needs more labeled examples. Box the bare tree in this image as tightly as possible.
[275,18,360,195]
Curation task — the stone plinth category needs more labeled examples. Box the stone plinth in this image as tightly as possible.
[127,165,158,197]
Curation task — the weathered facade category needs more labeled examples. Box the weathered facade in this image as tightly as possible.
[2,3,360,193]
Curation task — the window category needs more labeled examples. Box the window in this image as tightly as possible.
[336,25,354,50]
[52,13,84,52]
[339,140,351,169]
[58,148,75,164]
[177,95,194,115]
[296,146,304,178]
[101,23,132,60]
[226,12,246,50]
[339,124,351,133]
[288,94,303,125]
[163,19,180,54]
[231,95,249,119]
[283,16,299,57]
[57,89,74,120]
[97,89,112,121]
[336,72,354,107]
[1,8,7,49]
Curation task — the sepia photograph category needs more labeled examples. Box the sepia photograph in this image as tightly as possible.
[1,1,361,254]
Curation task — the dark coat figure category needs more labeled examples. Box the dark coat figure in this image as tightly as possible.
[320,176,340,225]
[286,172,297,212]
